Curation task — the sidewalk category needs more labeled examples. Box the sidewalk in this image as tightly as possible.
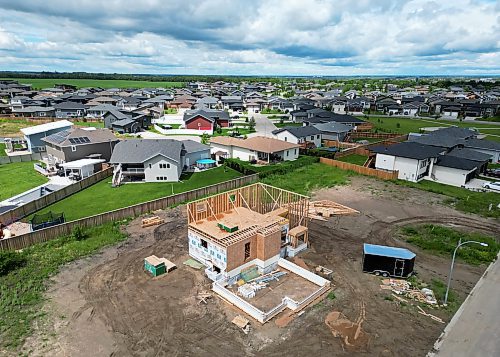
[430,257,500,356]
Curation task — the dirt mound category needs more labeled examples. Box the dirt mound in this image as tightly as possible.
[325,302,370,352]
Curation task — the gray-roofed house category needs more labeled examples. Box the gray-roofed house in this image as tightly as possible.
[431,154,486,187]
[109,139,187,184]
[462,138,500,163]
[272,126,322,148]
[372,142,446,182]
[53,102,87,118]
[42,127,119,166]
[312,122,352,141]
[181,140,211,168]
[103,109,151,133]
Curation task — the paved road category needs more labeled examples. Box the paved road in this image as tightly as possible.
[432,257,500,356]
[248,113,278,138]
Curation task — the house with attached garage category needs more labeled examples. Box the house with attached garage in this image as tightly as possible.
[371,142,445,182]
[430,149,490,187]
[109,139,210,185]
[12,106,55,118]
[103,109,151,133]
[110,139,186,185]
[183,109,231,132]
[21,120,73,153]
[41,127,119,167]
[210,136,300,163]
[312,122,352,142]
[462,138,500,163]
[272,126,322,148]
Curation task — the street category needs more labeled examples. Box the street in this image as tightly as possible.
[248,113,278,137]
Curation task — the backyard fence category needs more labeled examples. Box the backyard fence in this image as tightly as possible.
[0,174,259,251]
[320,157,398,180]
[0,152,44,165]
[351,132,405,139]
[0,167,113,225]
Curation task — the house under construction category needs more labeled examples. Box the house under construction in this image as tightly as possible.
[187,183,310,284]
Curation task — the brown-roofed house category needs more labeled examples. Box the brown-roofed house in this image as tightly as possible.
[210,136,300,162]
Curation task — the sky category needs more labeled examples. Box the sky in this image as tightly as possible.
[0,0,499,76]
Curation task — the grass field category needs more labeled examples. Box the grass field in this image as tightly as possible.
[396,179,500,218]
[399,224,499,266]
[73,121,104,128]
[0,118,33,137]
[0,161,49,201]
[0,78,184,89]
[212,128,256,137]
[31,167,242,221]
[0,222,128,350]
[362,116,500,142]
[0,143,6,156]
[336,154,368,166]
[260,162,351,195]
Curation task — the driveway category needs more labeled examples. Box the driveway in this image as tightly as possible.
[431,257,500,356]
[248,113,278,138]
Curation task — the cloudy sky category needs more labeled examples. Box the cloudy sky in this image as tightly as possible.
[0,0,499,75]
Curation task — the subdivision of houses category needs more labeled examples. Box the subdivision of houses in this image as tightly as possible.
[210,136,300,162]
[110,139,210,185]
[187,183,330,323]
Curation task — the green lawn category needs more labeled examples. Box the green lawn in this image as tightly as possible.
[164,108,178,114]
[0,161,49,201]
[31,167,242,221]
[260,162,351,195]
[274,122,303,128]
[362,116,500,142]
[212,128,256,137]
[399,224,499,266]
[73,121,104,128]
[336,154,368,166]
[0,222,128,350]
[396,179,500,218]
[0,78,184,89]
[0,143,6,156]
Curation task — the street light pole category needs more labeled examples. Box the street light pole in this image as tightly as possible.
[444,238,488,305]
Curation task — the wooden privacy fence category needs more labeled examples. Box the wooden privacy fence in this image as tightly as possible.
[320,157,398,180]
[351,132,404,139]
[0,167,113,225]
[0,174,259,251]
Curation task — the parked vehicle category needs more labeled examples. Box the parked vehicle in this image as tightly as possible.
[482,181,500,191]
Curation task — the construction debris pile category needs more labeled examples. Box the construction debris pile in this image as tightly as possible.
[237,271,287,299]
[308,200,359,220]
[141,216,164,228]
[380,279,437,305]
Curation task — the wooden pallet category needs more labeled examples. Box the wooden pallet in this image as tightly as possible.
[141,216,165,228]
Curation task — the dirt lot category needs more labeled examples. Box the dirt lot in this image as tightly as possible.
[22,177,500,357]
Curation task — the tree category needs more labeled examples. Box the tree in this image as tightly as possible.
[248,117,256,131]
[201,133,210,145]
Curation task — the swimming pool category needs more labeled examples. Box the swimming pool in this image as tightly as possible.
[196,159,217,164]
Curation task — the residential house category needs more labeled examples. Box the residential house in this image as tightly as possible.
[183,109,231,132]
[13,106,55,118]
[372,142,445,182]
[103,109,151,133]
[110,139,186,184]
[182,140,211,168]
[272,126,322,148]
[42,127,119,166]
[21,120,73,153]
[220,96,244,111]
[54,101,87,118]
[210,136,300,162]
[312,122,352,141]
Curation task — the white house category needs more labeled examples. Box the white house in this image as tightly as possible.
[372,142,445,182]
[210,136,300,163]
[272,126,322,148]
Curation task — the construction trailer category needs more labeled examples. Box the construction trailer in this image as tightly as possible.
[186,183,310,285]
[362,244,416,278]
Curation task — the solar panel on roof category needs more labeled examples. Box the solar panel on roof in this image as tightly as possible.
[82,137,90,143]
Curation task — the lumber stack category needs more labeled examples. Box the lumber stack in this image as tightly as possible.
[141,216,165,228]
[308,200,359,220]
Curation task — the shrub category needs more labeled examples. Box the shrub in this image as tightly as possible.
[72,226,87,241]
[0,251,27,276]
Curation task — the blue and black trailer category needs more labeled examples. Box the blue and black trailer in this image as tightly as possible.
[362,243,416,278]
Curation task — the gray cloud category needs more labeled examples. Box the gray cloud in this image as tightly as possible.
[0,0,498,75]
